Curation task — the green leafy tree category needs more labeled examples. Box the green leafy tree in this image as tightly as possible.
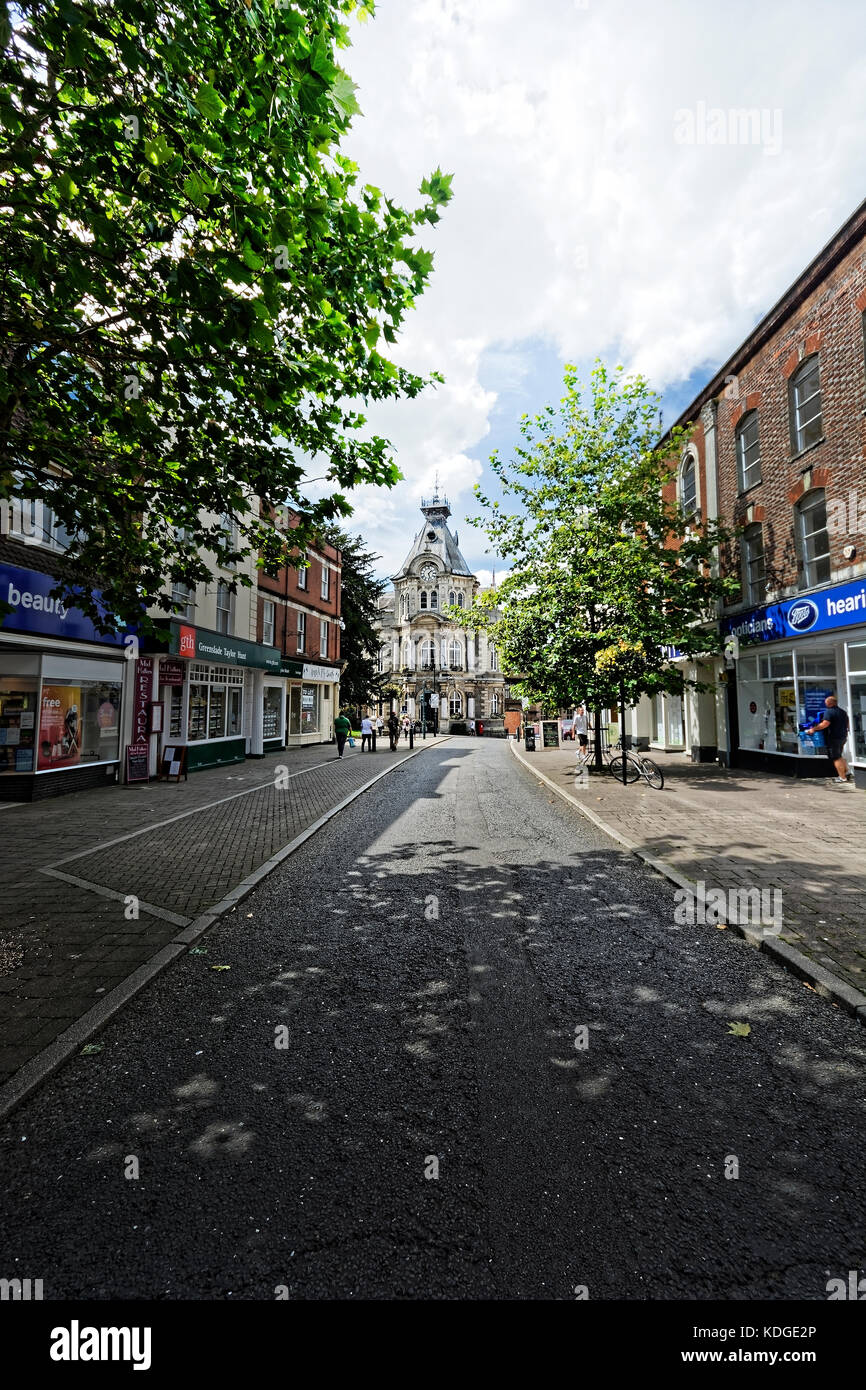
[461,362,739,769]
[321,524,384,710]
[0,0,452,629]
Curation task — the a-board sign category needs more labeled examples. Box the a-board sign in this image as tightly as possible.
[159,744,188,782]
[125,743,149,783]
[541,720,560,749]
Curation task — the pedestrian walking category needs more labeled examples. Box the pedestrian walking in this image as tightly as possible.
[573,704,589,752]
[468,718,476,736]
[806,696,853,783]
[376,714,385,741]
[334,710,351,759]
[360,714,374,752]
[387,710,399,751]
[401,714,411,741]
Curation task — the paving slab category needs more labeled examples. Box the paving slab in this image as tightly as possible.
[512,741,866,994]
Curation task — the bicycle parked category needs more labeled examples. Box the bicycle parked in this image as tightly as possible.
[576,738,665,789]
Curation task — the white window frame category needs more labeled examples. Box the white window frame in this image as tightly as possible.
[297,559,307,590]
[736,411,761,492]
[296,609,306,653]
[319,617,328,658]
[216,580,234,635]
[320,564,330,600]
[791,357,823,454]
[262,599,275,647]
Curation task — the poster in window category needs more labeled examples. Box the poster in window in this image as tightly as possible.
[38,685,82,770]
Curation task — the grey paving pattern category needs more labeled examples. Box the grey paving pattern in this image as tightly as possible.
[516,745,866,991]
[0,740,443,1083]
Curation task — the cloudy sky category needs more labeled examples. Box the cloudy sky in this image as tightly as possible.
[336,0,866,584]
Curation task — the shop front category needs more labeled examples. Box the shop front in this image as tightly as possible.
[280,659,340,747]
[0,560,131,800]
[722,577,866,785]
[147,621,281,773]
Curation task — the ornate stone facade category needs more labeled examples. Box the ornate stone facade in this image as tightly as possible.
[374,493,506,728]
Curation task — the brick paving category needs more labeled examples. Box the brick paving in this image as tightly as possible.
[0,737,445,1083]
[514,742,866,992]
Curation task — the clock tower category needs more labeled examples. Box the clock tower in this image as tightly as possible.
[373,490,506,731]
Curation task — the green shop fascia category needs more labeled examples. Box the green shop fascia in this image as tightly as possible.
[147,620,281,772]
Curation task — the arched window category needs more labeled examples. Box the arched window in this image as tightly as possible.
[430,590,438,610]
[449,691,462,717]
[491,691,502,715]
[419,639,435,668]
[736,411,761,492]
[448,639,461,668]
[456,592,464,608]
[680,453,697,516]
[448,589,456,607]
[790,356,822,454]
[796,488,830,586]
[419,591,427,609]
[401,638,410,666]
[489,643,499,672]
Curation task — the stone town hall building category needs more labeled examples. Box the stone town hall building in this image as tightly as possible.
[374,492,507,729]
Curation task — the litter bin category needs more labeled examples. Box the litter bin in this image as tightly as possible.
[524,727,536,752]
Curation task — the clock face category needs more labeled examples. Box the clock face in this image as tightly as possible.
[420,564,437,583]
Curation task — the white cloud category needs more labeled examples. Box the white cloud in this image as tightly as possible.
[339,0,866,576]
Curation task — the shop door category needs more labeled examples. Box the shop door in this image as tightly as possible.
[774,684,798,755]
[288,685,301,736]
[850,680,866,760]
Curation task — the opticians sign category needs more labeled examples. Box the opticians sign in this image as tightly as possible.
[722,577,866,646]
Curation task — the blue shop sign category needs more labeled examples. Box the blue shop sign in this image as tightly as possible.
[722,576,866,646]
[0,562,130,646]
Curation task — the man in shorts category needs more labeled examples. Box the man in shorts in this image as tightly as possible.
[806,696,852,783]
[573,705,589,753]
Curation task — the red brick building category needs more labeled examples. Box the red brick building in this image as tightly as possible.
[639,197,866,784]
[257,508,342,749]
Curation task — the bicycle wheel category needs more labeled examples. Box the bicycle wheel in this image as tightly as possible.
[638,756,664,789]
[607,754,640,784]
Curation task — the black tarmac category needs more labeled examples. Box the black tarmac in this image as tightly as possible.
[1,738,863,1300]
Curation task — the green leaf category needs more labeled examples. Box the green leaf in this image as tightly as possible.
[194,81,226,123]
[80,1043,104,1055]
[727,1022,751,1037]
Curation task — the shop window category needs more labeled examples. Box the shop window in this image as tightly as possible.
[208,684,227,739]
[263,686,282,740]
[301,684,319,734]
[789,356,823,453]
[216,581,234,635]
[0,678,39,773]
[168,685,184,739]
[796,489,831,587]
[188,684,208,741]
[742,524,766,605]
[262,599,275,647]
[736,411,761,492]
[36,679,121,769]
